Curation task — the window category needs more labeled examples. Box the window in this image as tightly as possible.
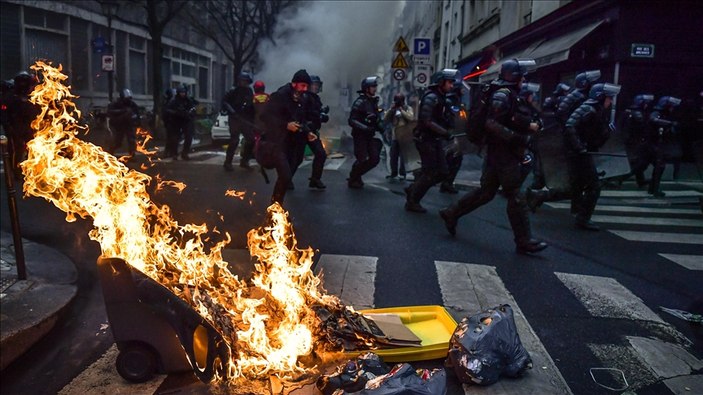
[129,50,146,94]
[25,28,68,68]
[24,8,67,31]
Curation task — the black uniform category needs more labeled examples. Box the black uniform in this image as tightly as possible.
[303,91,328,187]
[222,85,255,168]
[556,88,588,125]
[563,99,611,226]
[261,83,307,203]
[441,90,465,194]
[347,93,383,187]
[405,86,453,210]
[107,97,140,156]
[440,81,543,251]
[622,104,652,186]
[164,94,198,159]
[647,107,679,197]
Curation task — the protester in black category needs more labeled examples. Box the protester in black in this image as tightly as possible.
[439,59,547,254]
[261,69,312,204]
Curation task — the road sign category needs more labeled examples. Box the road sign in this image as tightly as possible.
[631,43,654,58]
[413,55,431,65]
[393,68,406,81]
[392,53,410,69]
[413,38,431,56]
[101,55,114,72]
[394,36,410,52]
[414,64,431,88]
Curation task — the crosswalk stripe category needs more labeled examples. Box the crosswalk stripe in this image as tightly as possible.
[435,261,572,395]
[58,344,165,394]
[554,272,665,323]
[590,215,703,227]
[295,157,347,171]
[546,202,701,215]
[658,253,703,270]
[315,254,376,309]
[600,190,702,198]
[608,230,703,245]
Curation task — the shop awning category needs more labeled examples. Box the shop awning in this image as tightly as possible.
[480,20,604,82]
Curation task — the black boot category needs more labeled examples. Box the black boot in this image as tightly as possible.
[516,239,548,254]
[575,216,600,231]
[439,208,457,236]
[347,177,363,189]
[649,164,665,197]
[309,178,326,189]
[440,182,458,194]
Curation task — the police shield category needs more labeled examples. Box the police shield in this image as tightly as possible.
[395,120,422,172]
[535,114,571,190]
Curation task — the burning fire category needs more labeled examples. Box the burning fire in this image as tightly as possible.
[20,61,347,385]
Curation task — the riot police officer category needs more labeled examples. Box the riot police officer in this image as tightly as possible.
[303,75,329,189]
[4,71,39,176]
[556,70,601,124]
[564,82,621,230]
[618,94,655,187]
[440,80,466,194]
[404,69,457,212]
[222,71,256,170]
[107,88,140,158]
[164,85,198,160]
[347,76,384,188]
[516,82,543,183]
[439,59,548,254]
[648,96,682,197]
[542,83,570,114]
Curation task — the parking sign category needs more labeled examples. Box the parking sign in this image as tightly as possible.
[413,38,431,56]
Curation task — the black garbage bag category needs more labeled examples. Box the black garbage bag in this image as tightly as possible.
[317,354,447,395]
[317,352,390,395]
[446,304,532,385]
[356,363,447,395]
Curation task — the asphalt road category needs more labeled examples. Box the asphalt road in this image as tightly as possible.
[1,144,702,395]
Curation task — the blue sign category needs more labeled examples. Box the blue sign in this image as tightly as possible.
[92,36,107,54]
[413,38,431,56]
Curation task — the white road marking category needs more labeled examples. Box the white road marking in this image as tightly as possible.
[608,230,703,245]
[555,272,665,323]
[599,190,702,198]
[314,254,376,310]
[435,261,572,395]
[590,215,703,227]
[546,202,701,215]
[657,254,703,270]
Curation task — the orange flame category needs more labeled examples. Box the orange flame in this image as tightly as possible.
[21,61,343,385]
[225,189,246,200]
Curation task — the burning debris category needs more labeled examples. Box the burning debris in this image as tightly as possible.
[20,61,406,390]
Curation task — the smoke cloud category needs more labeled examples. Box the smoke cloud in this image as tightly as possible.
[256,0,405,108]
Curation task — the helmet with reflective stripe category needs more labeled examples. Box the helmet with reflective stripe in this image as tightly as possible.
[588,82,621,101]
[575,70,601,90]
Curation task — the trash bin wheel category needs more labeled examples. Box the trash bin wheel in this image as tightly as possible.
[116,343,157,383]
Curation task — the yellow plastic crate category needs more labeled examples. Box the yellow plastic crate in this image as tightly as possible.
[347,305,458,362]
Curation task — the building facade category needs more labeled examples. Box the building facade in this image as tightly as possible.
[0,0,233,112]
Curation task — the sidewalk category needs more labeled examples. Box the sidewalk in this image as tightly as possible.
[0,230,77,370]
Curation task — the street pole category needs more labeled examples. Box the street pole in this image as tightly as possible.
[107,10,114,102]
[0,136,27,280]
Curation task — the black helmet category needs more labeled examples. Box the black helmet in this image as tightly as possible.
[574,70,601,90]
[500,59,536,83]
[430,68,458,86]
[553,83,570,96]
[519,82,541,99]
[1,79,14,93]
[360,76,379,91]
[13,71,37,92]
[588,83,621,101]
[631,94,654,109]
[238,71,253,84]
[310,75,323,92]
[655,96,682,111]
[119,88,133,99]
[176,84,188,94]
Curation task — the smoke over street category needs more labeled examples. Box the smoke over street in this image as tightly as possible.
[256,0,405,131]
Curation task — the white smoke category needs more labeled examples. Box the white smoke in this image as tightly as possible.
[256,0,405,115]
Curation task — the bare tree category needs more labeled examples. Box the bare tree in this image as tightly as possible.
[186,0,296,80]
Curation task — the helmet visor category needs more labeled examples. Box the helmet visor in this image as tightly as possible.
[602,83,621,97]
[522,82,541,94]
[516,59,537,75]
[584,70,602,83]
[668,97,682,106]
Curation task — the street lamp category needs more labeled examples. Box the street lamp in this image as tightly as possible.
[100,1,119,102]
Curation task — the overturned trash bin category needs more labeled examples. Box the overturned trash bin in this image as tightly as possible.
[97,257,231,383]
[446,304,532,386]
